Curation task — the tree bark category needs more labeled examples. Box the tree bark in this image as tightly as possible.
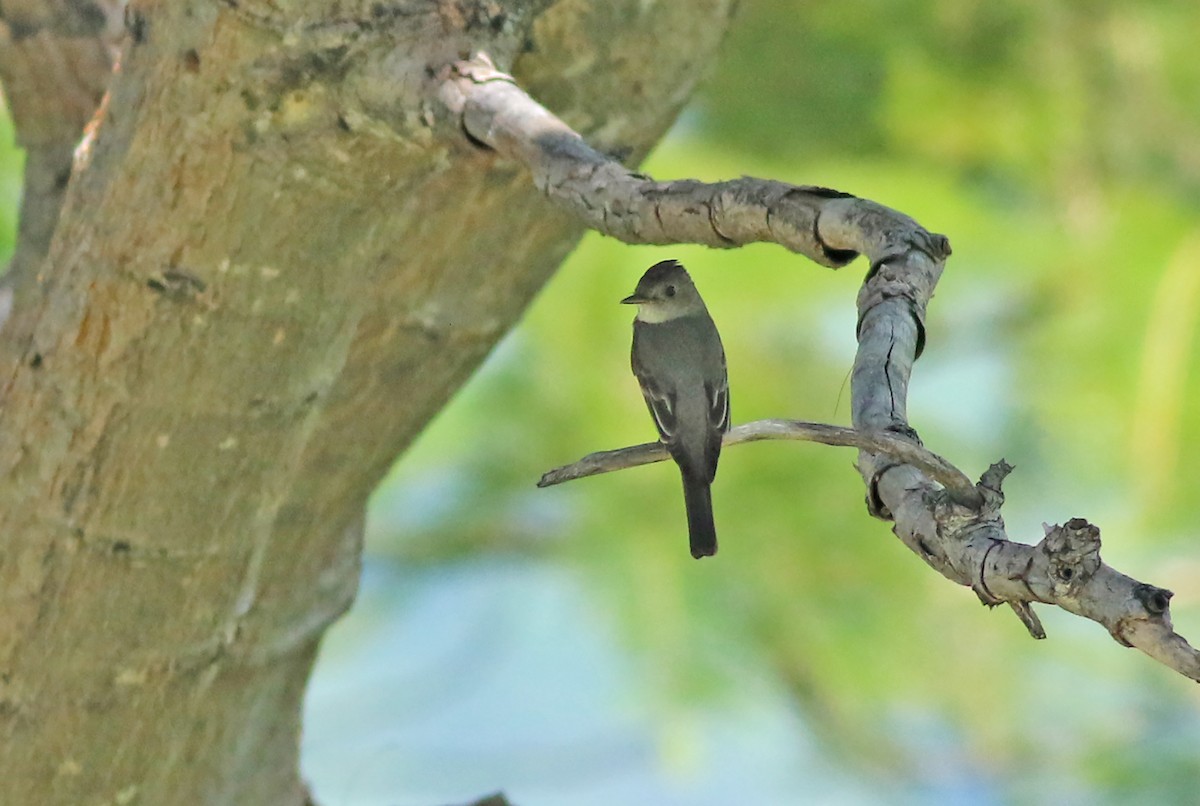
[0,0,735,801]
[0,0,121,310]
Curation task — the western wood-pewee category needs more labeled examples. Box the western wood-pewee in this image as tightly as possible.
[622,260,730,558]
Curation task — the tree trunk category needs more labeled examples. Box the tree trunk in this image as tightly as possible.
[0,1,735,801]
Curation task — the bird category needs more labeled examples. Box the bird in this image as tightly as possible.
[621,259,730,558]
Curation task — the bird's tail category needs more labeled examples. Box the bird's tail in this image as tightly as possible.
[681,473,717,558]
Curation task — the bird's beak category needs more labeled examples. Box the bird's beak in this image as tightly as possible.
[620,293,647,305]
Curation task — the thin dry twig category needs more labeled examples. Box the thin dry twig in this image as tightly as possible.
[538,418,981,507]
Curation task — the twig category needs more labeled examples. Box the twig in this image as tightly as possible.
[439,52,1200,682]
[538,418,981,507]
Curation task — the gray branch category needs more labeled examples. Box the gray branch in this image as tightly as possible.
[539,418,981,507]
[439,53,1200,682]
[435,54,949,268]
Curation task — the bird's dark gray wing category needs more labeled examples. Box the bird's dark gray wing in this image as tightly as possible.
[632,330,677,442]
[703,373,728,480]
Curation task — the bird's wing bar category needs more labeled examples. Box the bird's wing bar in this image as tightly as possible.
[706,375,729,434]
[703,378,728,481]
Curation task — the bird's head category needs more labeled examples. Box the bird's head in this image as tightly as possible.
[620,260,705,322]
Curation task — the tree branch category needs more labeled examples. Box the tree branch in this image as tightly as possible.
[0,0,121,328]
[436,53,949,269]
[845,241,1196,680]
[538,418,981,507]
[440,53,1200,682]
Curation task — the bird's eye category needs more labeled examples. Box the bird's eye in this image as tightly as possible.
[665,285,676,297]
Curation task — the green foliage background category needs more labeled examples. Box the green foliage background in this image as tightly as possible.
[361,0,1200,799]
[3,1,1199,802]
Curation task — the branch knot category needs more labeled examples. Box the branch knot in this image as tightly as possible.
[1038,518,1102,596]
[975,459,1013,516]
[1133,583,1173,617]
[452,52,515,86]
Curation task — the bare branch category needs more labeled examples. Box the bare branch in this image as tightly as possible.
[456,48,1200,681]
[538,418,981,506]
[846,242,1200,680]
[436,53,950,269]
